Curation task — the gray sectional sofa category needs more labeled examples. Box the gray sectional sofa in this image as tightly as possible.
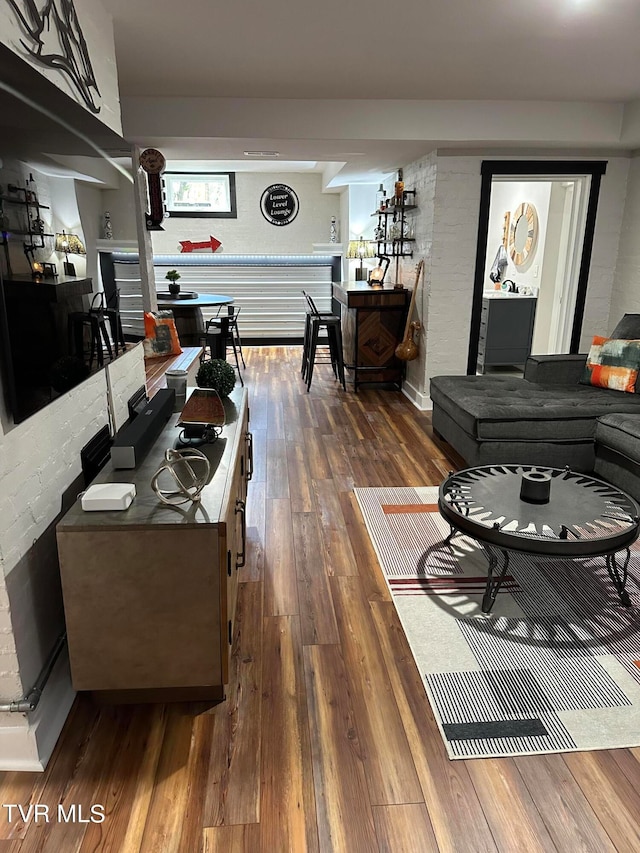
[430,314,640,501]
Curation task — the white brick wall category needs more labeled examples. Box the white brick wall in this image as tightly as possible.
[0,369,109,706]
[105,343,146,432]
[151,172,340,255]
[398,152,632,399]
[607,157,640,330]
[398,154,437,394]
[581,157,630,346]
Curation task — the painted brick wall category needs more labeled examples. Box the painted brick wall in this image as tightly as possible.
[151,172,339,255]
[609,155,640,326]
[577,158,630,347]
[0,369,109,705]
[427,155,483,386]
[398,154,437,397]
[398,152,631,402]
[105,343,146,432]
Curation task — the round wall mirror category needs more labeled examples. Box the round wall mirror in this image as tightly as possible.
[509,202,538,267]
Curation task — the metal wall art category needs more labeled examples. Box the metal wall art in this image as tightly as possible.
[6,0,101,114]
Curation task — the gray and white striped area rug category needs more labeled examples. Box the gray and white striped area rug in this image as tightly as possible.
[355,486,640,759]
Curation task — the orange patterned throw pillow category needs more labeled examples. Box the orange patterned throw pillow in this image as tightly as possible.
[143,311,182,359]
[580,335,640,393]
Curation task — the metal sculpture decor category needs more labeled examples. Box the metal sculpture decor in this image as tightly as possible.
[6,0,101,114]
[151,448,211,506]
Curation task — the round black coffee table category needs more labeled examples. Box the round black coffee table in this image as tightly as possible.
[438,465,640,613]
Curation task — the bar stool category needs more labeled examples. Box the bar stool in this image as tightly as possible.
[67,294,114,369]
[215,305,245,368]
[102,288,126,355]
[301,290,336,380]
[201,311,244,386]
[301,291,346,392]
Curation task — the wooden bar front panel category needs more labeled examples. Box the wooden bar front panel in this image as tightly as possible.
[332,282,409,389]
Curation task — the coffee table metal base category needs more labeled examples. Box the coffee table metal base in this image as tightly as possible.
[606,550,632,607]
[440,465,639,614]
[446,526,633,614]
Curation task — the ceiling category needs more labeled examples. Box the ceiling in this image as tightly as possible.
[110,0,640,102]
[108,0,640,181]
[25,0,640,188]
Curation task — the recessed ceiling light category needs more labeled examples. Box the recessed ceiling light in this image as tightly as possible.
[243,151,280,157]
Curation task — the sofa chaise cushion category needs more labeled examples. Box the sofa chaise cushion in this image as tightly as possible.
[430,374,640,442]
[595,413,640,461]
[594,413,640,502]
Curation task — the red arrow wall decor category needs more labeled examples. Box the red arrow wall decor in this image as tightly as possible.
[179,236,222,253]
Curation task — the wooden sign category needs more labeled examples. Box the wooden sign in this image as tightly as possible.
[260,184,299,226]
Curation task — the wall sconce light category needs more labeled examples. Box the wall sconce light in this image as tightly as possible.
[346,236,375,281]
[55,230,86,275]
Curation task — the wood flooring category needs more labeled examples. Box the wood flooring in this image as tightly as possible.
[1,345,639,852]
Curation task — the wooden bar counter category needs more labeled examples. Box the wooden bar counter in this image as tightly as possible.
[56,387,251,703]
[332,281,410,390]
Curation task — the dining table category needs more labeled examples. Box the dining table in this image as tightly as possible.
[156,291,234,347]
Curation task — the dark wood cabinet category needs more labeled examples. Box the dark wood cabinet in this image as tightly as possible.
[56,387,251,702]
[332,282,410,390]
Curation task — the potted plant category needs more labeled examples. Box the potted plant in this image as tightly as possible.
[195,359,236,397]
[165,269,181,296]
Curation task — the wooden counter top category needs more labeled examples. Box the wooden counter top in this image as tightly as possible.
[2,274,92,302]
[333,281,411,309]
[58,386,247,532]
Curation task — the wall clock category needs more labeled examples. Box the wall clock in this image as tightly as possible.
[139,148,166,230]
[509,202,538,267]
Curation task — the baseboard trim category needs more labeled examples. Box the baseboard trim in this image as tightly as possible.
[402,381,432,411]
[0,651,75,772]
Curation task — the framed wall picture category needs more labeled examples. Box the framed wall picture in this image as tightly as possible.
[164,173,237,218]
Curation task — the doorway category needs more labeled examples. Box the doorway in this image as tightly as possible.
[467,161,607,375]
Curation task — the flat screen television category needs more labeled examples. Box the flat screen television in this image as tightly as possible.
[0,272,95,423]
[0,46,137,425]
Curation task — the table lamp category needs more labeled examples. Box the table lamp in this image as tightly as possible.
[55,230,86,275]
[346,236,375,281]
[368,255,390,288]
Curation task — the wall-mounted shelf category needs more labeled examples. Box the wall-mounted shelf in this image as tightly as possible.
[4,231,54,238]
[371,190,417,258]
[0,185,51,253]
[0,194,50,210]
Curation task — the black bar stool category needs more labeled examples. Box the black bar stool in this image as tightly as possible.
[201,309,245,386]
[301,291,346,392]
[68,293,115,369]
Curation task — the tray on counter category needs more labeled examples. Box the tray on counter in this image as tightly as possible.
[156,291,198,300]
[178,389,226,428]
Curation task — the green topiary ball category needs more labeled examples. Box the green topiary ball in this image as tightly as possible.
[195,359,236,397]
